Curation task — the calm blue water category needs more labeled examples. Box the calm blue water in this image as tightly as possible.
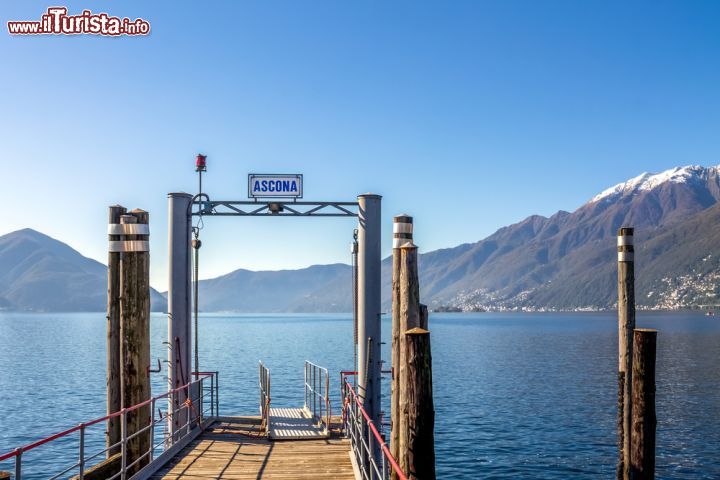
[1,312,719,478]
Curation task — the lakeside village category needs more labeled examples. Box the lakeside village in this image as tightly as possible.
[433,270,720,313]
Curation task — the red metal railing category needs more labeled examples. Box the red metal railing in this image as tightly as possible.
[0,371,218,479]
[341,371,407,480]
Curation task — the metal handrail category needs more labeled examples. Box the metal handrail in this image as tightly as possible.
[304,361,331,434]
[0,371,219,480]
[341,372,407,480]
[259,362,271,435]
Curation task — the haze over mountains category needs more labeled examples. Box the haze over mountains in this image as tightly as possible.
[2,165,719,312]
[198,264,351,312]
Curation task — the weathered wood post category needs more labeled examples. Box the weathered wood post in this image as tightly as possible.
[107,205,126,456]
[404,327,435,480]
[631,329,657,480]
[398,240,420,476]
[420,303,428,330]
[392,215,413,471]
[617,227,636,480]
[395,228,436,479]
[119,210,151,474]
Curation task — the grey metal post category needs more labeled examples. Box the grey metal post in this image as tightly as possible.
[357,194,382,426]
[149,397,156,462]
[14,449,21,480]
[79,423,85,480]
[168,193,192,440]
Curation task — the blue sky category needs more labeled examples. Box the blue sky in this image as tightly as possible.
[1,1,719,290]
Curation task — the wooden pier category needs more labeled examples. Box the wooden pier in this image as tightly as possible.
[150,417,355,480]
[0,191,427,480]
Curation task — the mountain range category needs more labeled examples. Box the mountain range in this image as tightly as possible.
[1,165,719,312]
[411,165,720,311]
[195,165,720,312]
[0,229,167,312]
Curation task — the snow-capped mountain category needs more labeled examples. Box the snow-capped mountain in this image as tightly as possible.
[591,165,720,204]
[405,164,720,311]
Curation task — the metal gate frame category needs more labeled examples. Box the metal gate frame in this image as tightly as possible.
[166,193,383,436]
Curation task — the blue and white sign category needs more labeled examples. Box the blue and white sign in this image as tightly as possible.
[248,174,303,198]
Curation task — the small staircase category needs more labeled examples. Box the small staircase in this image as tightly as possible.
[259,361,331,441]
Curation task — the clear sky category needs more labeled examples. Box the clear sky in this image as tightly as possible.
[1,1,719,290]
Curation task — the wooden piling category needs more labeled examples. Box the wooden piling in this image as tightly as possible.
[419,303,428,330]
[394,231,435,478]
[404,327,436,480]
[391,245,401,470]
[119,210,151,474]
[107,205,126,456]
[631,329,657,480]
[617,227,636,480]
[392,215,413,472]
[70,453,122,480]
[398,242,421,475]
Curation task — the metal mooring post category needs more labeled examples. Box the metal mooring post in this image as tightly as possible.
[168,193,193,441]
[357,194,382,428]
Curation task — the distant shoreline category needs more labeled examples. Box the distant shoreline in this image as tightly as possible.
[0,308,713,315]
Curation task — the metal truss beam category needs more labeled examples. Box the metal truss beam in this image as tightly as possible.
[191,200,359,217]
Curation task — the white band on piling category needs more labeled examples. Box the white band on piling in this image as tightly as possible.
[618,251,634,262]
[393,216,413,249]
[108,224,150,235]
[109,240,150,252]
[393,234,413,249]
[393,223,413,234]
[617,235,634,247]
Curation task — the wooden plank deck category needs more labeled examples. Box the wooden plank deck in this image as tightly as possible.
[150,416,355,480]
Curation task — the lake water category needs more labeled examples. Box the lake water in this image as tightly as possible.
[1,312,719,478]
